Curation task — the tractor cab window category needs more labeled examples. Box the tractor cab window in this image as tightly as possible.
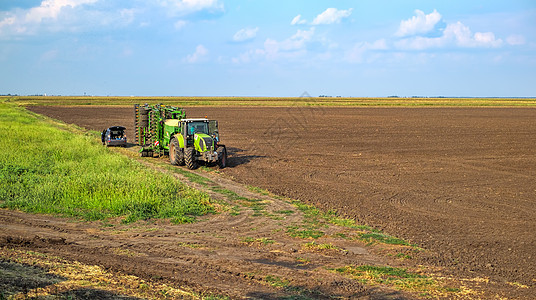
[187,121,208,135]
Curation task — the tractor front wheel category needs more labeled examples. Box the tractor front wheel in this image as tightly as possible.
[184,147,198,170]
[217,146,227,169]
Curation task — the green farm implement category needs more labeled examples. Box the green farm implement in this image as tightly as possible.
[134,104,227,169]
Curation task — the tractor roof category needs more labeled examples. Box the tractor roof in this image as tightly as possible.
[182,118,209,122]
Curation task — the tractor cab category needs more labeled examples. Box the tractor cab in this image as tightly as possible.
[181,119,220,147]
[186,120,209,135]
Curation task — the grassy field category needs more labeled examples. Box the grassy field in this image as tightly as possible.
[0,101,213,223]
[3,95,536,107]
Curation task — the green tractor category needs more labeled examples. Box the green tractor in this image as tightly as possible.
[134,104,227,169]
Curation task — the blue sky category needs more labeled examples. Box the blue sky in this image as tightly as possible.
[1,0,535,97]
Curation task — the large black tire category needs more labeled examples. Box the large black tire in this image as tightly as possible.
[169,137,184,166]
[217,146,227,169]
[184,147,198,170]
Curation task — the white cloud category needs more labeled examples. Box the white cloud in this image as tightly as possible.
[444,22,473,47]
[159,0,223,14]
[444,22,502,48]
[233,27,258,42]
[506,34,526,46]
[263,28,316,59]
[121,47,133,57]
[291,14,306,25]
[345,9,507,63]
[174,20,187,30]
[346,39,387,63]
[231,48,265,64]
[0,16,16,28]
[0,0,97,31]
[0,0,226,38]
[40,49,59,62]
[312,8,352,25]
[395,20,503,50]
[0,0,133,37]
[185,44,208,63]
[119,8,136,25]
[23,0,97,23]
[233,27,316,62]
[395,36,440,50]
[473,32,500,46]
[290,27,315,45]
[267,27,316,57]
[396,9,442,37]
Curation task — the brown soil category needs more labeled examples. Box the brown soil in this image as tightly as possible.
[9,105,536,299]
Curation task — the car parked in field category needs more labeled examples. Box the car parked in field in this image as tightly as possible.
[101,126,127,147]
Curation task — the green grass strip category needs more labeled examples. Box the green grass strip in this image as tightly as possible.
[0,102,213,223]
[359,232,411,246]
[331,265,460,296]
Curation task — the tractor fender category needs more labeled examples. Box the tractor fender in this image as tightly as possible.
[172,133,186,148]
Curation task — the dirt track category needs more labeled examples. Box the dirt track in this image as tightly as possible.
[21,105,536,298]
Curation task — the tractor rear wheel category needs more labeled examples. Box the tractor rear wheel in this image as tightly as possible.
[184,147,198,170]
[169,137,184,166]
[217,146,227,169]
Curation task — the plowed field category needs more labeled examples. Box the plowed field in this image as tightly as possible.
[24,105,536,298]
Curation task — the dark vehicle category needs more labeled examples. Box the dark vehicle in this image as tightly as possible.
[101,126,127,147]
